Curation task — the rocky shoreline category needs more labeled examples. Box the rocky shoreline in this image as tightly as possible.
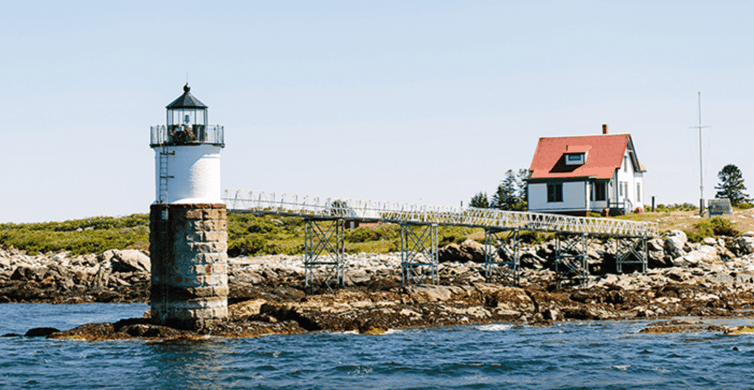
[4,229,754,340]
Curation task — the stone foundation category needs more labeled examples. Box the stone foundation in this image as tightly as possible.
[150,203,228,329]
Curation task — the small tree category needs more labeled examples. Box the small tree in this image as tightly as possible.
[471,168,529,211]
[492,170,518,210]
[715,164,751,206]
[491,169,528,211]
[469,192,490,208]
[517,168,530,209]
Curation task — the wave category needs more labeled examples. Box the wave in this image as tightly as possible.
[476,324,513,332]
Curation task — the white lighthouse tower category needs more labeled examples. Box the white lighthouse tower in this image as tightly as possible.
[149,84,229,330]
[151,83,224,204]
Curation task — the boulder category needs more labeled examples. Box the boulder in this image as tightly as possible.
[439,239,487,263]
[648,238,665,252]
[459,239,487,263]
[563,306,616,320]
[664,230,688,259]
[733,270,754,286]
[542,308,563,321]
[439,243,469,263]
[520,252,545,269]
[120,323,183,338]
[666,268,689,282]
[47,322,131,341]
[106,250,150,273]
[344,269,371,286]
[671,246,719,268]
[25,327,61,337]
[10,267,46,281]
[234,270,264,285]
[648,249,670,268]
[735,235,754,255]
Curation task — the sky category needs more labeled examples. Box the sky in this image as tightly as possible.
[2,1,754,223]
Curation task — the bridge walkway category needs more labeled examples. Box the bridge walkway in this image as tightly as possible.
[223,190,659,291]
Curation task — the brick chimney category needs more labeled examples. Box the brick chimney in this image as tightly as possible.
[602,124,608,135]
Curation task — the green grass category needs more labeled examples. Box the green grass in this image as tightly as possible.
[0,215,151,256]
[613,213,665,222]
[0,213,482,257]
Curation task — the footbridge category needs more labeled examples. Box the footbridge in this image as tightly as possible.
[223,190,659,291]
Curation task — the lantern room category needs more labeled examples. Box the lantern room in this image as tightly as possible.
[167,83,207,125]
[150,83,224,147]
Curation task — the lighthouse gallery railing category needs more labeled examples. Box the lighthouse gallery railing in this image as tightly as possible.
[150,124,225,147]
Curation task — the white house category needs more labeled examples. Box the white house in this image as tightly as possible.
[526,125,646,216]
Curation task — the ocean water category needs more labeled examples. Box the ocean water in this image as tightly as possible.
[1,303,754,389]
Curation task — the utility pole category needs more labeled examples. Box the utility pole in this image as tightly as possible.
[689,91,710,215]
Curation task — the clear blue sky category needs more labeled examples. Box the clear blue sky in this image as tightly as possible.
[2,1,753,223]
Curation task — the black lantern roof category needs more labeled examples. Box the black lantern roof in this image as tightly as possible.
[166,83,207,109]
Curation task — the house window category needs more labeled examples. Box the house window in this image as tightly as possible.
[619,181,625,197]
[637,183,641,202]
[594,182,606,201]
[547,183,563,202]
[624,156,628,172]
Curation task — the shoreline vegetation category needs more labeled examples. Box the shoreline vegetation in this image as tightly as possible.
[3,203,752,258]
[4,205,754,341]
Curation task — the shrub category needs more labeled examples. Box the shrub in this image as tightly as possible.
[0,214,150,255]
[710,217,739,237]
[685,216,739,243]
[656,203,699,212]
[519,230,543,245]
[345,224,399,243]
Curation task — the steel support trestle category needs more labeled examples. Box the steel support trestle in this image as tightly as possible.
[484,228,520,286]
[400,223,438,286]
[304,218,345,294]
[556,232,589,286]
[616,237,648,273]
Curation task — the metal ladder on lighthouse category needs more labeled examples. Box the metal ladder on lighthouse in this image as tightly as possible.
[156,145,174,323]
[158,145,174,204]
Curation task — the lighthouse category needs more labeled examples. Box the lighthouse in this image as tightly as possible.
[148,84,228,329]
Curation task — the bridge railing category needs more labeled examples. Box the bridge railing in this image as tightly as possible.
[222,190,659,238]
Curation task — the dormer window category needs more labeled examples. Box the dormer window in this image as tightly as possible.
[566,153,585,165]
[563,145,589,166]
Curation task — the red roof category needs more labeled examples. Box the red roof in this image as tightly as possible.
[529,134,632,180]
[564,145,591,153]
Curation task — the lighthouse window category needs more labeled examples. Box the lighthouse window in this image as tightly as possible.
[184,114,191,124]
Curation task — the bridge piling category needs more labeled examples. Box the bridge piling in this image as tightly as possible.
[400,223,438,286]
[304,218,345,294]
[555,232,590,287]
[484,228,520,286]
[616,237,648,273]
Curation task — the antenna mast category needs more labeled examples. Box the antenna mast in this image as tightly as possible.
[690,91,710,215]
